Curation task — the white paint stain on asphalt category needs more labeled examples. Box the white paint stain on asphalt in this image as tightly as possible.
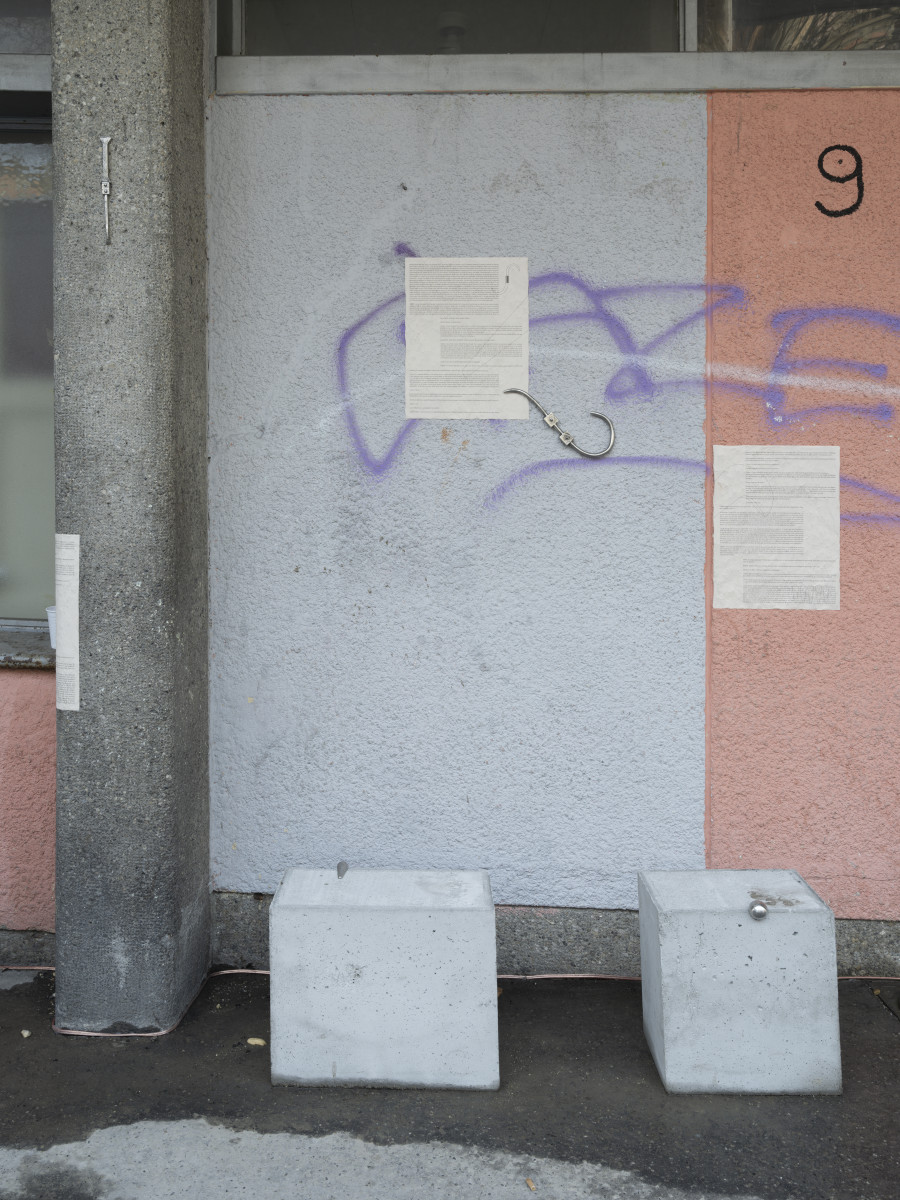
[0,972,37,991]
[0,1119,761,1200]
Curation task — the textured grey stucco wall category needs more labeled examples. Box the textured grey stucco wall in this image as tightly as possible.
[52,0,209,1032]
[208,94,709,908]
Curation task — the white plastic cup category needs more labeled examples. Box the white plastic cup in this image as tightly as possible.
[46,606,56,649]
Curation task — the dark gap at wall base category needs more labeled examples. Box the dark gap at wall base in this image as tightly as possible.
[0,928,56,967]
[211,894,643,977]
[5,897,899,977]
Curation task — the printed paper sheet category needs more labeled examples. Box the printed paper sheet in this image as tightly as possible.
[55,533,80,710]
[713,446,840,610]
[405,257,528,419]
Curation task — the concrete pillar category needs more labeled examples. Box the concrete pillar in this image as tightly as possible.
[52,0,209,1031]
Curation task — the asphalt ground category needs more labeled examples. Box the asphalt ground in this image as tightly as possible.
[0,971,897,1199]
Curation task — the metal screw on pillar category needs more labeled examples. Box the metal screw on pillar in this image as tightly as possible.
[749,902,768,920]
[100,136,111,244]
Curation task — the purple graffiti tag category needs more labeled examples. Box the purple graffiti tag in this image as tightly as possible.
[762,308,899,427]
[335,257,900,523]
[485,462,900,520]
[336,291,414,476]
[484,455,709,510]
[836,474,900,523]
[334,242,419,475]
[840,474,900,505]
[528,275,743,405]
[336,272,742,476]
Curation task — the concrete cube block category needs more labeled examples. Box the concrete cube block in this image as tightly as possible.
[638,869,841,1094]
[270,868,499,1089]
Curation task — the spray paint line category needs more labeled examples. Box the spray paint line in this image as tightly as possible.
[483,455,710,510]
[335,256,900,517]
[336,274,742,474]
[484,458,900,518]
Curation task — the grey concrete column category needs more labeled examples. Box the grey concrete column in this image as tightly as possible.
[52,0,209,1031]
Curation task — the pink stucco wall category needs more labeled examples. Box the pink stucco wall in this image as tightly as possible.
[0,670,56,931]
[707,91,900,919]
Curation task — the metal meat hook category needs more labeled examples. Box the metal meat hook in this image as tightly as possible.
[504,388,615,458]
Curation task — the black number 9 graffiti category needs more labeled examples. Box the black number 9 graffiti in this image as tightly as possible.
[815,144,863,217]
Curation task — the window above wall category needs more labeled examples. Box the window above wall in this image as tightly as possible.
[699,0,900,49]
[219,0,900,55]
[0,113,53,625]
[214,1,900,90]
[0,0,51,56]
[222,0,681,55]
[0,2,53,627]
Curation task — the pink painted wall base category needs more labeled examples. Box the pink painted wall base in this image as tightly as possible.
[0,671,56,930]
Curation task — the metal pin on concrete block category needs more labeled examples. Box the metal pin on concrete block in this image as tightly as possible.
[100,137,111,244]
[749,902,768,920]
[336,861,349,879]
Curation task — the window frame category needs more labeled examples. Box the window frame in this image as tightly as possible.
[216,49,900,94]
[0,57,52,632]
[0,55,49,94]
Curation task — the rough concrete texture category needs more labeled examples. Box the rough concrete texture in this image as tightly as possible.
[270,869,499,1088]
[212,890,270,967]
[1,972,898,1199]
[639,871,841,1094]
[212,892,643,974]
[0,1121,764,1200]
[835,917,900,977]
[51,0,209,1031]
[0,671,55,931]
[0,930,55,969]
[210,889,900,976]
[208,93,708,908]
[495,904,641,975]
[707,92,900,920]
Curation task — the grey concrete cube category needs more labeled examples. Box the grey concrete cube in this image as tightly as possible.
[270,868,499,1088]
[638,869,841,1094]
